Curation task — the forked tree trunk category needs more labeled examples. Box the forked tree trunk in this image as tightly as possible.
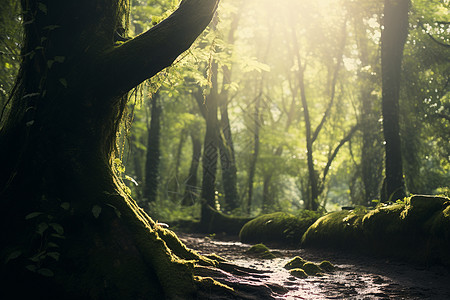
[0,0,221,299]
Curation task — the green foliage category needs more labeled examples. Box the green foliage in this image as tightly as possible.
[119,0,449,220]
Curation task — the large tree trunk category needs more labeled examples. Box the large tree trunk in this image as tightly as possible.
[381,0,409,201]
[0,0,221,298]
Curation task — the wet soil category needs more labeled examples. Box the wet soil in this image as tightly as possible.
[178,232,450,299]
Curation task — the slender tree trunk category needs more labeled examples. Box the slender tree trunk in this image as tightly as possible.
[217,9,240,213]
[182,131,202,206]
[143,94,161,203]
[200,60,219,226]
[169,128,187,201]
[246,92,261,214]
[381,0,409,201]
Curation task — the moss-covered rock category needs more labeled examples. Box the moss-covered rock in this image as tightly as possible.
[245,243,276,259]
[301,195,450,267]
[239,211,320,245]
[289,268,308,278]
[319,261,335,272]
[302,262,323,276]
[301,209,366,249]
[284,256,307,270]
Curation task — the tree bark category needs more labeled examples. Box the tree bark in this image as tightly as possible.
[381,0,409,201]
[143,93,161,204]
[200,59,220,227]
[0,0,220,298]
[182,131,202,206]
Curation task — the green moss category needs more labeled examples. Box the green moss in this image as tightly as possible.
[289,268,308,278]
[239,211,320,245]
[284,256,307,270]
[301,195,450,267]
[302,262,323,276]
[245,243,276,259]
[319,261,335,272]
[401,195,448,224]
[302,210,364,248]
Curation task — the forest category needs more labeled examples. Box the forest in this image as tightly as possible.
[0,0,449,299]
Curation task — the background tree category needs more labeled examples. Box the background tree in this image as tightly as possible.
[380,0,410,201]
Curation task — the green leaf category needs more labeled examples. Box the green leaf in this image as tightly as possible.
[47,252,60,261]
[5,250,22,263]
[61,202,70,210]
[25,212,43,220]
[54,56,65,63]
[47,242,59,248]
[59,78,68,88]
[49,223,64,235]
[26,265,37,272]
[37,3,47,14]
[106,204,121,218]
[37,268,54,277]
[36,223,49,235]
[92,205,102,218]
[47,60,54,69]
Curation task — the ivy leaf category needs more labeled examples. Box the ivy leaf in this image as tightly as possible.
[49,223,64,235]
[37,3,47,14]
[26,265,37,272]
[92,205,102,218]
[36,223,49,235]
[37,268,54,277]
[54,56,65,63]
[25,212,43,220]
[47,252,60,261]
[5,250,22,264]
[59,78,68,88]
[60,202,70,210]
[106,204,121,218]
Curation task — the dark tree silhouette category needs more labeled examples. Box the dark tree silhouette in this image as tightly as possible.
[381,0,409,201]
[0,0,227,299]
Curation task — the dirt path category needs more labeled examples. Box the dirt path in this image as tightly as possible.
[178,232,450,299]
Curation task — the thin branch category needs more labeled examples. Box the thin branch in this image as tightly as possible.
[312,17,347,143]
[319,124,360,193]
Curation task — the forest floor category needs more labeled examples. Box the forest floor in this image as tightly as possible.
[177,232,450,299]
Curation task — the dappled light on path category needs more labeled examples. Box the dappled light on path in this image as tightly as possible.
[179,233,450,299]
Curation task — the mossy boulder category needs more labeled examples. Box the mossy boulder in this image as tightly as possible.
[301,209,366,249]
[245,243,276,259]
[302,262,323,276]
[289,268,308,278]
[319,261,335,272]
[284,256,307,270]
[239,211,320,245]
[301,195,450,266]
[284,256,335,278]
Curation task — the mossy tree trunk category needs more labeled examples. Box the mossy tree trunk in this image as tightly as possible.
[380,0,409,201]
[0,0,219,298]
